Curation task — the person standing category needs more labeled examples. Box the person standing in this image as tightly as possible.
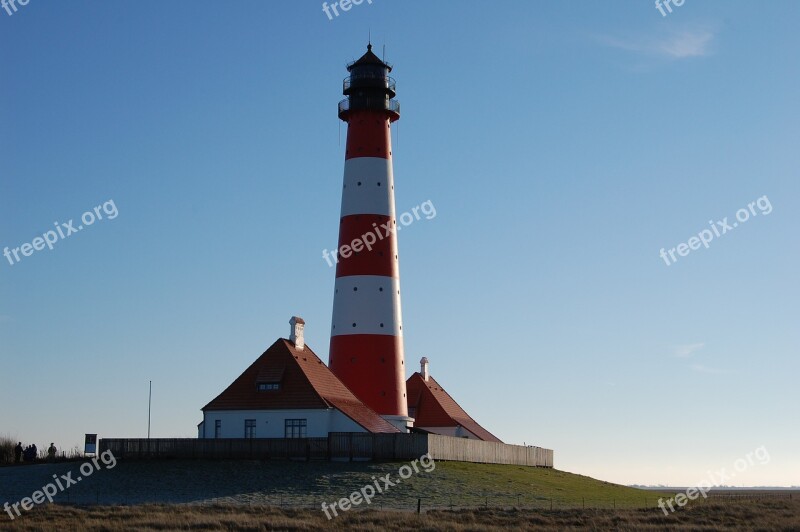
[47,443,57,462]
[14,442,23,464]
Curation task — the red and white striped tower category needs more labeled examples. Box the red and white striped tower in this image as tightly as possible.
[329,45,411,431]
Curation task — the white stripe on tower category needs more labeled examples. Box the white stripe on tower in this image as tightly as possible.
[331,275,403,336]
[339,157,394,217]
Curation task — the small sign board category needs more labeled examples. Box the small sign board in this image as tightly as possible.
[84,434,97,454]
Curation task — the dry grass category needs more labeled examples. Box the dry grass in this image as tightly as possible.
[0,436,39,465]
[0,438,14,465]
[2,499,799,531]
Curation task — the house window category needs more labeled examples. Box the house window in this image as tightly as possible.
[244,419,256,439]
[285,419,307,438]
[214,420,222,439]
[257,382,280,391]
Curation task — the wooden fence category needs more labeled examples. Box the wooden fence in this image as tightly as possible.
[428,434,554,467]
[100,434,552,467]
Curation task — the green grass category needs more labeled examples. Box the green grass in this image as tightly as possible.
[365,460,672,510]
[428,461,668,508]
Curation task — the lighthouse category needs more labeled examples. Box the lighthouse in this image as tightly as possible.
[329,44,412,431]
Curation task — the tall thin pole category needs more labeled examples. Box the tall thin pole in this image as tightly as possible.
[147,380,152,439]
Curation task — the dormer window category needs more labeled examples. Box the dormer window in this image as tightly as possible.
[257,382,280,391]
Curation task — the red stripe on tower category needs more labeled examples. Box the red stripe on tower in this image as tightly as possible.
[329,45,412,431]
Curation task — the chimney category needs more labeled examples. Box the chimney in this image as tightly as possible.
[290,316,305,350]
[420,357,429,381]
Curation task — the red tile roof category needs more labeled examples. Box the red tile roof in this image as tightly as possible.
[406,372,502,443]
[203,339,399,434]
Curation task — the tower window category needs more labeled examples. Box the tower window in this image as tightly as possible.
[257,382,280,391]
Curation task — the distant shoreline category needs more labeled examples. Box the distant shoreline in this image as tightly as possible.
[635,486,799,492]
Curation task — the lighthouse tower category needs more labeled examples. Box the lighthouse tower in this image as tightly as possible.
[329,45,411,431]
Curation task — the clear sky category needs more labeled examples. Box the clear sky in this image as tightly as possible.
[1,1,798,487]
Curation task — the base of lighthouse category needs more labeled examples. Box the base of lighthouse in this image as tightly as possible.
[381,414,415,432]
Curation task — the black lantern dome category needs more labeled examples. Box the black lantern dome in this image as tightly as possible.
[338,44,400,122]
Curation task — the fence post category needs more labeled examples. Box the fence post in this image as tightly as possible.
[327,433,332,461]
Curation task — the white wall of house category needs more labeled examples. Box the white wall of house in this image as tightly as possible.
[198,408,366,439]
[417,425,480,440]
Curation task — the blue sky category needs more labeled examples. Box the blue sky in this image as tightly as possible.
[1,1,798,486]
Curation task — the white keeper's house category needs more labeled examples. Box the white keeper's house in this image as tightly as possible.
[197,317,399,439]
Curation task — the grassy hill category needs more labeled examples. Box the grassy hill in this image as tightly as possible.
[8,460,796,530]
[429,461,666,509]
[1,458,669,510]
